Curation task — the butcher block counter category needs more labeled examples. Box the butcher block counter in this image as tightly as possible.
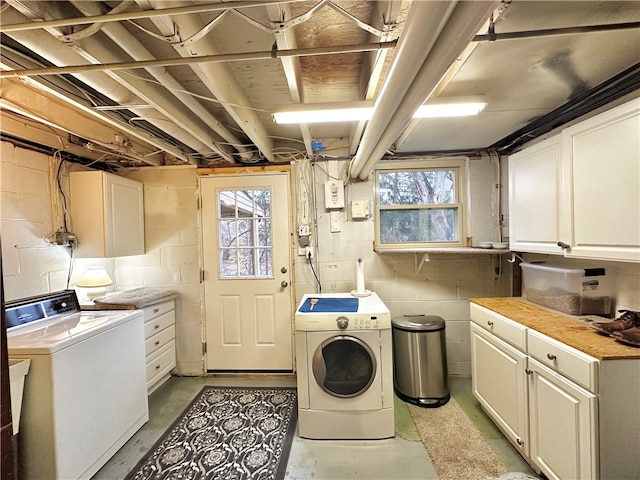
[470,297,640,360]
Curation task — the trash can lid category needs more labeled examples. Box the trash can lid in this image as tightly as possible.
[392,314,445,331]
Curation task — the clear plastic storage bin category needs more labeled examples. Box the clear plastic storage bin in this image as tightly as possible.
[521,263,611,316]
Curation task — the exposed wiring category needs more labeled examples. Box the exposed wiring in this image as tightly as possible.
[307,250,321,293]
[119,70,272,114]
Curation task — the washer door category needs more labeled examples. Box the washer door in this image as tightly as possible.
[312,335,377,398]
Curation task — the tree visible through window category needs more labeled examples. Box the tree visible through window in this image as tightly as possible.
[375,161,465,248]
[218,189,273,277]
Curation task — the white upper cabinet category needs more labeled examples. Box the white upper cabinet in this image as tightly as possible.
[509,97,640,262]
[509,135,563,254]
[70,170,145,258]
[560,99,640,262]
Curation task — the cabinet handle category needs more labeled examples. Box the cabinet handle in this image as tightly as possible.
[557,241,570,250]
[154,308,160,313]
[487,321,494,327]
[547,353,556,360]
[516,438,524,446]
[155,364,161,370]
[525,368,532,375]
[154,324,160,329]
[154,340,160,346]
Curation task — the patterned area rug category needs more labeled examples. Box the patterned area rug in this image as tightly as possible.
[126,386,297,480]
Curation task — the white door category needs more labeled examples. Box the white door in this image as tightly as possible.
[508,135,563,255]
[201,173,293,371]
[528,357,597,480]
[470,323,529,457]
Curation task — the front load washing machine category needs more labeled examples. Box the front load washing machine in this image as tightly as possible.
[295,292,394,439]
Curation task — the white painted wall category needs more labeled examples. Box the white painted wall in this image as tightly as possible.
[292,157,510,376]
[3,142,639,378]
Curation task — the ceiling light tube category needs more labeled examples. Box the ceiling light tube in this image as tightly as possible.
[273,99,486,124]
[414,102,487,118]
[273,101,374,124]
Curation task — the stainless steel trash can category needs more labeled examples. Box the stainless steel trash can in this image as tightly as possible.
[392,314,449,407]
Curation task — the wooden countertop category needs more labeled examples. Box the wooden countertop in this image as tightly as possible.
[470,297,640,361]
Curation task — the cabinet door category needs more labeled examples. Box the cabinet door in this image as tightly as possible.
[104,173,145,257]
[528,357,597,480]
[71,171,145,257]
[509,135,564,254]
[471,323,529,456]
[560,99,640,262]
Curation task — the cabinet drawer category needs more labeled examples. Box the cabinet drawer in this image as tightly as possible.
[142,300,175,322]
[527,329,598,392]
[145,325,175,357]
[146,341,176,386]
[470,303,527,351]
[143,310,175,339]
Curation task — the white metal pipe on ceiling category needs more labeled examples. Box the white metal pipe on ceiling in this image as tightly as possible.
[136,0,275,161]
[354,1,499,181]
[0,0,305,33]
[70,0,254,163]
[348,0,458,179]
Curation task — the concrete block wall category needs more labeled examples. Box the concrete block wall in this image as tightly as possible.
[3,142,638,378]
[292,157,511,377]
[117,166,202,376]
[0,141,73,300]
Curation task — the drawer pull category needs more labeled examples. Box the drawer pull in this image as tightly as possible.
[516,438,524,446]
[155,364,161,370]
[487,321,494,327]
[154,340,160,346]
[525,368,532,375]
[547,353,557,360]
[154,307,160,313]
[154,324,160,330]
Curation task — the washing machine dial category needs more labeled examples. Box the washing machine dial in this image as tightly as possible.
[336,316,349,329]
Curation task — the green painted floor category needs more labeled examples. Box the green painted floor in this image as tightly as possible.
[91,375,537,479]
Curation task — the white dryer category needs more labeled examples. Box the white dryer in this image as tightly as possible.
[295,292,394,439]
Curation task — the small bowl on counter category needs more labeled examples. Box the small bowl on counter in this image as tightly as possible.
[492,242,509,249]
[478,242,493,249]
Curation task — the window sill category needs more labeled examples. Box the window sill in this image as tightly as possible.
[374,247,511,255]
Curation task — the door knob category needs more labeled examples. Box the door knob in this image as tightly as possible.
[281,281,288,287]
[281,267,288,273]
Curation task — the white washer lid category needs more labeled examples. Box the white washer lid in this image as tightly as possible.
[7,310,142,354]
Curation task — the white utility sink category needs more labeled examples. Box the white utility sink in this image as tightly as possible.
[8,358,31,434]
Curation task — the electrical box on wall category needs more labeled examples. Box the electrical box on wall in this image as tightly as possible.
[324,180,345,209]
[351,200,370,219]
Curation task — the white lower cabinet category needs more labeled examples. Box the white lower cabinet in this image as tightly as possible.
[528,357,597,480]
[142,299,176,394]
[471,303,599,479]
[471,323,529,456]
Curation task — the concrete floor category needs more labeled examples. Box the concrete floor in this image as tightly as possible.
[92,375,537,480]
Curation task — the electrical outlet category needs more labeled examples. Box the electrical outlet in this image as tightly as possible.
[305,246,314,259]
[298,225,310,236]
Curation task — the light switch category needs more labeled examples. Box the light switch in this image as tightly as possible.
[330,210,341,232]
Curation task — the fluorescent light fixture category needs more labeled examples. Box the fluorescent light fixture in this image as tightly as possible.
[273,101,374,124]
[273,98,486,124]
[414,102,486,118]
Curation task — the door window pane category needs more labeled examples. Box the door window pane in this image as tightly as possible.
[217,188,274,278]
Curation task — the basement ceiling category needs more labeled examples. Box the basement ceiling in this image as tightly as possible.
[0,1,639,177]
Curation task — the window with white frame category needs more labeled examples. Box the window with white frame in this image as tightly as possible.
[374,159,467,249]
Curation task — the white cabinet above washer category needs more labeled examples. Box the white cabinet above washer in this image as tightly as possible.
[70,170,145,258]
